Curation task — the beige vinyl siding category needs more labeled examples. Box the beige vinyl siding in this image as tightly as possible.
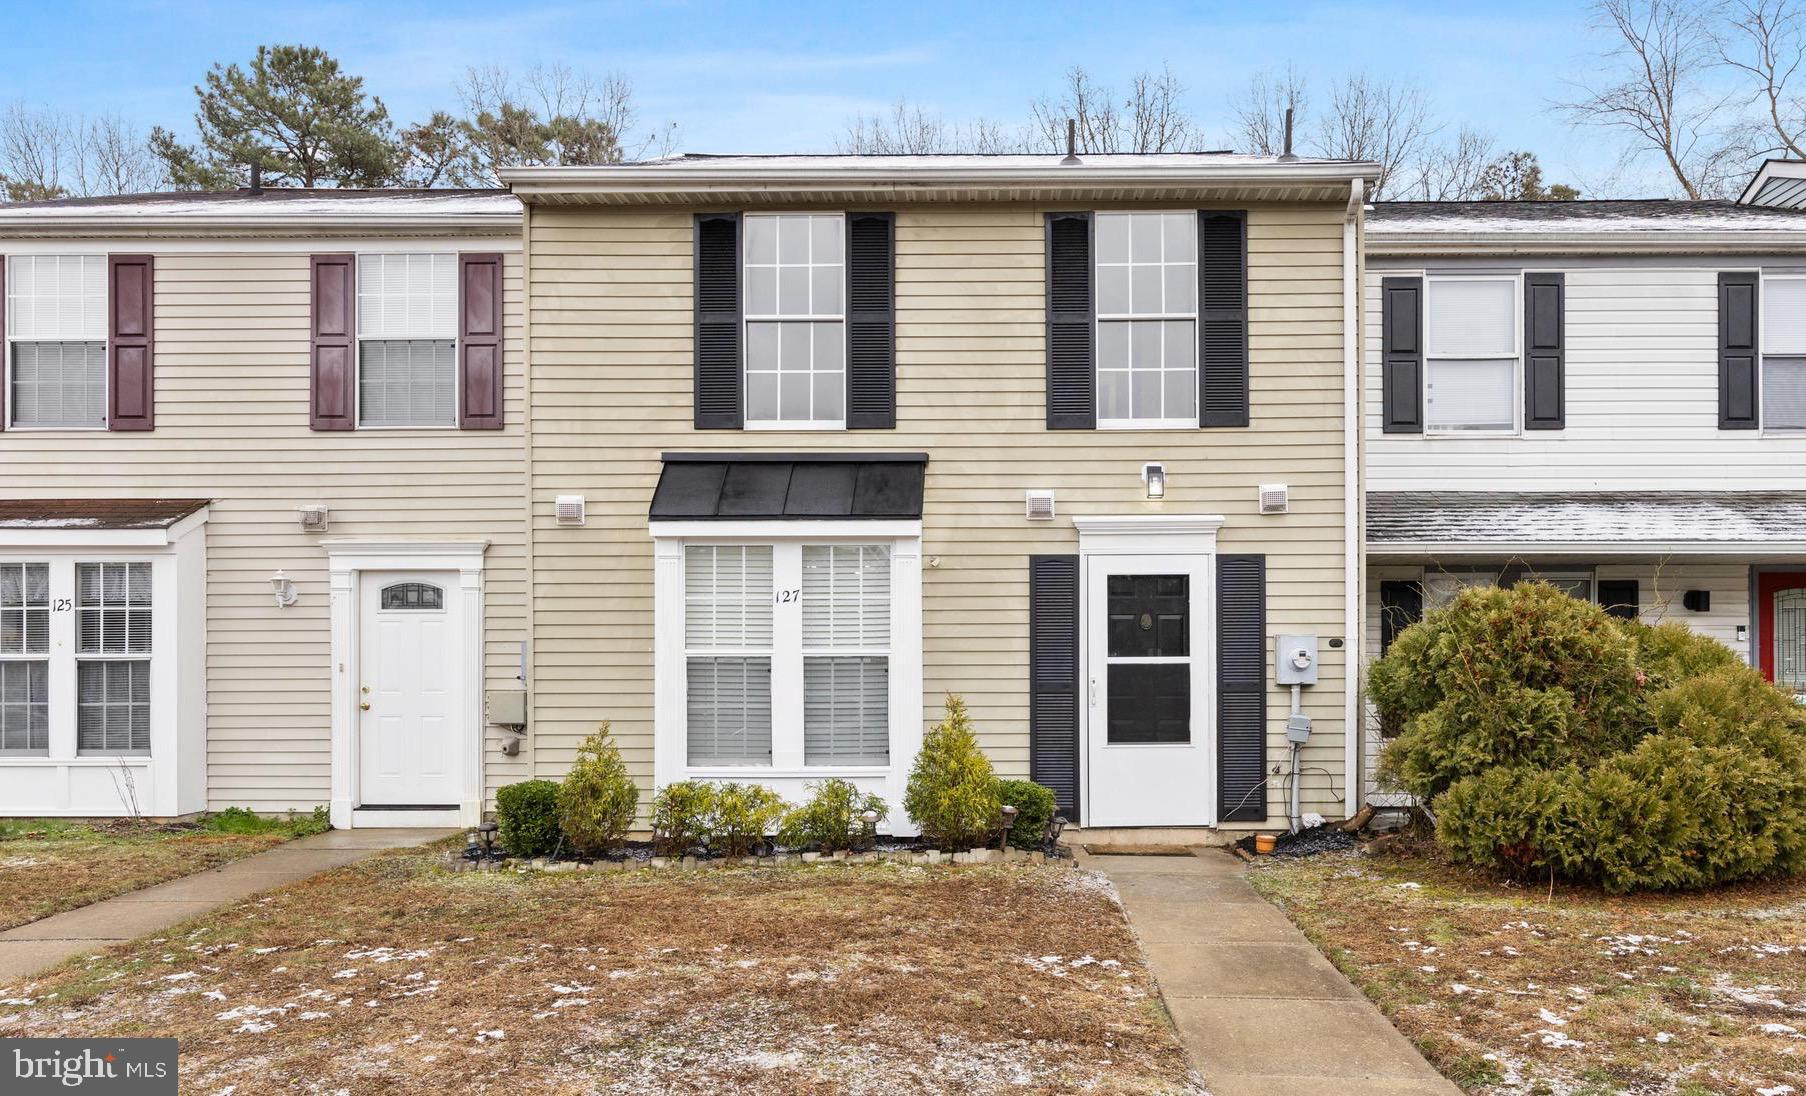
[526,203,1354,824]
[0,245,528,811]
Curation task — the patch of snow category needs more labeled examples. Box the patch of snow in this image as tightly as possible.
[474,1029,504,1043]
[1655,1031,1674,1043]
[1538,1008,1568,1026]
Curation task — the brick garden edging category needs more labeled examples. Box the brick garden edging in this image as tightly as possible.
[447,846,1066,873]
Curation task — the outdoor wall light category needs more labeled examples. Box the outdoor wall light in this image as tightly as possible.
[1141,463,1167,500]
[269,570,298,608]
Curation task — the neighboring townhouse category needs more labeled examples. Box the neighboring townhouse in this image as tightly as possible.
[505,153,1377,834]
[1361,179,1806,797]
[0,188,527,827]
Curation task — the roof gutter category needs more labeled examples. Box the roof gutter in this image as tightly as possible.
[0,213,521,236]
[1368,229,1806,257]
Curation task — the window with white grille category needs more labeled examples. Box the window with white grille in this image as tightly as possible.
[357,253,457,428]
[0,563,49,754]
[685,545,774,765]
[75,562,151,754]
[1424,276,1518,433]
[1095,212,1197,427]
[802,545,890,765]
[744,214,845,426]
[1764,275,1806,430]
[6,255,107,429]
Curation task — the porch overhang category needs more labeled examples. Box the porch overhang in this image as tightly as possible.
[1367,491,1806,558]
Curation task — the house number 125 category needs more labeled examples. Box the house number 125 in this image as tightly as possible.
[51,598,72,612]
[774,589,801,604]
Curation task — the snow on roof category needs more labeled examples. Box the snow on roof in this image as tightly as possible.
[624,151,1361,170]
[1368,491,1806,548]
[0,188,520,223]
[0,499,209,529]
[1369,199,1806,234]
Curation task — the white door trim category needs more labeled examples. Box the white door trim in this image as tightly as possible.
[324,539,487,829]
[1074,515,1226,828]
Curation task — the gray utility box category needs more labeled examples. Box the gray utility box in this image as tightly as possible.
[485,688,528,727]
[1275,634,1319,686]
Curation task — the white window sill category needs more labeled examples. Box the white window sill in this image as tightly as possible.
[1422,428,1521,438]
[354,424,461,431]
[743,420,847,431]
[1096,419,1201,431]
[684,766,892,780]
[5,424,108,432]
[0,755,152,765]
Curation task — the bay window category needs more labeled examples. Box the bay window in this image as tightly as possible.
[357,253,458,428]
[744,214,846,427]
[1424,276,1518,433]
[6,255,107,429]
[1095,212,1198,427]
[1764,275,1806,430]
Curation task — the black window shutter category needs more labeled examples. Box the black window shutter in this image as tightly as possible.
[1217,554,1267,822]
[846,213,896,429]
[1524,272,1565,430]
[1045,213,1096,429]
[1598,579,1640,621]
[1381,277,1423,434]
[1378,579,1424,655]
[1720,271,1759,430]
[1029,555,1081,822]
[694,213,742,429]
[1199,211,1249,427]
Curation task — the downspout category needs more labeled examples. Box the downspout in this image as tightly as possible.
[1342,177,1364,820]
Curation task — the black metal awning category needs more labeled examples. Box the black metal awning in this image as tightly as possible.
[649,453,927,521]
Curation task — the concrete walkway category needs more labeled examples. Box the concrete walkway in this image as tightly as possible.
[1083,849,1459,1096]
[0,828,451,985]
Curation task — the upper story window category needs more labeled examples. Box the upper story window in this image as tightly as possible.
[1095,212,1198,427]
[1424,276,1518,433]
[6,255,107,430]
[744,214,845,428]
[1764,275,1806,431]
[357,253,457,428]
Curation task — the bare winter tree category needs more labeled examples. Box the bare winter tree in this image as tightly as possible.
[1125,66,1196,153]
[74,114,163,196]
[1403,126,1499,199]
[1235,65,1308,156]
[1308,74,1437,198]
[1028,65,1198,153]
[1559,0,1746,198]
[0,105,163,201]
[1716,0,1806,158]
[455,63,674,183]
[840,101,952,154]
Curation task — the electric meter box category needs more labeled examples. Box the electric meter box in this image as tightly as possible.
[1275,634,1319,685]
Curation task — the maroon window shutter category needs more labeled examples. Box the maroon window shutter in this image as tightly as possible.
[459,253,504,429]
[108,255,154,431]
[310,254,356,431]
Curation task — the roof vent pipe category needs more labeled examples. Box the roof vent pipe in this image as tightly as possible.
[1278,108,1299,162]
[247,162,263,194]
[1061,119,1081,166]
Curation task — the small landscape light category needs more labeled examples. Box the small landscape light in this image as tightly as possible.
[998,804,1019,851]
[860,808,880,850]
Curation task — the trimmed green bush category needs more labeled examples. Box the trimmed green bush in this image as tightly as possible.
[713,782,788,857]
[996,779,1057,850]
[496,779,562,859]
[650,780,715,855]
[557,722,639,855]
[1379,582,1806,892]
[777,778,886,853]
[904,694,1001,850]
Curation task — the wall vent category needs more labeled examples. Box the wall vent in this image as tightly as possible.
[1258,484,1289,515]
[297,504,329,533]
[555,495,587,526]
[1025,491,1056,521]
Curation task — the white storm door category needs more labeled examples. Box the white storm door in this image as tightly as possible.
[1085,553,1214,827]
[357,571,461,807]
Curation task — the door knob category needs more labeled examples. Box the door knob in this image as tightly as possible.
[359,701,371,711]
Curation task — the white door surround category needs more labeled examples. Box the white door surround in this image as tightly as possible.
[1074,516,1225,828]
[325,539,486,828]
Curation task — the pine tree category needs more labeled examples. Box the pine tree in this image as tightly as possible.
[904,694,1001,850]
[153,45,399,190]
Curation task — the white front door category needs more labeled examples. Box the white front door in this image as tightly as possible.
[357,572,461,807]
[1085,553,1215,826]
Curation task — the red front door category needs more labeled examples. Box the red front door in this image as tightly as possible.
[1757,572,1806,696]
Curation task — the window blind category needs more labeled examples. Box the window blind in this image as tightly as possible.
[801,545,890,765]
[1426,278,1514,355]
[684,545,773,765]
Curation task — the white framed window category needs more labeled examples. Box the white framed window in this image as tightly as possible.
[6,255,107,430]
[1424,275,1519,434]
[802,545,891,765]
[1423,566,1594,610]
[744,214,846,428]
[1763,274,1806,431]
[684,545,775,765]
[1096,211,1198,428]
[74,562,152,755]
[0,563,50,754]
[356,253,458,428]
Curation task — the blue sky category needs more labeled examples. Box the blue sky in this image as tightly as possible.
[0,0,1675,195]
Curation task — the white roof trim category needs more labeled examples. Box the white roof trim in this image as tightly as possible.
[1369,540,1806,557]
[1369,229,1806,257]
[1739,158,1806,205]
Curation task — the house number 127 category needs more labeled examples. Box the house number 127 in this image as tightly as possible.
[774,589,801,604]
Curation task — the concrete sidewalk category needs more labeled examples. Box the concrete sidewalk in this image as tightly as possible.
[0,828,452,985]
[1083,849,1459,1096]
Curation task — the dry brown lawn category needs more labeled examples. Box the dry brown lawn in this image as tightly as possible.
[0,847,1201,1095]
[0,819,294,930]
[1248,846,1806,1096]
